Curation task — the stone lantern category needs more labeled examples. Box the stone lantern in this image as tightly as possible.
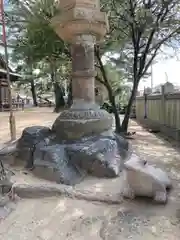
[16,0,170,192]
[16,0,131,185]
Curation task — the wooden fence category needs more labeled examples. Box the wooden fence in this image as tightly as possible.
[136,86,180,140]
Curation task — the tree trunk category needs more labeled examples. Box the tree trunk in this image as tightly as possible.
[122,83,138,132]
[106,84,122,133]
[30,79,38,106]
[95,47,122,133]
[113,106,122,133]
[53,82,65,113]
[67,79,73,107]
[49,60,65,112]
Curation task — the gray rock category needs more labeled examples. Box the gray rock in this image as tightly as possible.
[33,144,86,185]
[122,154,172,203]
[0,158,12,194]
[66,136,123,178]
[17,126,52,167]
[0,141,17,157]
[18,126,51,147]
[0,141,18,166]
[17,127,132,185]
[98,130,131,160]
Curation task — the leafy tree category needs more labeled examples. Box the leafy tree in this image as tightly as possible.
[98,0,180,132]
[95,48,123,133]
[15,63,38,106]
[9,0,70,111]
[105,64,131,106]
[14,58,70,109]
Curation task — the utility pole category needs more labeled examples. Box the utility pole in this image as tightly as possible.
[0,0,16,140]
[143,87,147,119]
[165,72,168,82]
[151,63,153,90]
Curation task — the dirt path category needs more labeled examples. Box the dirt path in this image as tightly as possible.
[0,109,180,239]
[0,108,58,144]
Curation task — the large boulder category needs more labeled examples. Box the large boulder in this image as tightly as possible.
[17,126,52,167]
[66,135,125,178]
[18,126,51,146]
[32,144,85,185]
[17,126,132,185]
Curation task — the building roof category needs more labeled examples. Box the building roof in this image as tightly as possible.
[0,55,21,81]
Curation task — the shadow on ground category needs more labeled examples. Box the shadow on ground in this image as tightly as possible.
[1,113,180,239]
[130,121,180,178]
[129,120,180,209]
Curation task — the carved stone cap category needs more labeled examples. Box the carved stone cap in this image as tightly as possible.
[58,0,100,11]
[51,6,108,42]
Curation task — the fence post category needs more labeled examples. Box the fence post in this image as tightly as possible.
[144,92,147,119]
[161,85,166,125]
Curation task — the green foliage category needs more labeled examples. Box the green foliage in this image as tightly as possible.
[15,58,70,96]
[102,0,180,83]
[9,0,68,63]
[8,0,70,110]
[103,63,130,104]
[99,0,180,131]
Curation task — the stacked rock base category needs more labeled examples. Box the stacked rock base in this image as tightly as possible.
[17,126,132,186]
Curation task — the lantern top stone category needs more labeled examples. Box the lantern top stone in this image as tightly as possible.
[59,0,100,10]
[51,0,108,42]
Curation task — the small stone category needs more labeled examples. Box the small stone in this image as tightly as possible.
[39,229,54,240]
[0,195,10,207]
[122,155,171,203]
[176,209,180,219]
[151,226,157,235]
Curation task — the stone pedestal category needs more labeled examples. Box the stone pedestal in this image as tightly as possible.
[52,35,112,140]
[16,0,132,185]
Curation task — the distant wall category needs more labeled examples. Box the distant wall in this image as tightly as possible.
[136,86,180,140]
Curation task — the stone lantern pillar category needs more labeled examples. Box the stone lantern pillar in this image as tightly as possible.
[51,0,112,140]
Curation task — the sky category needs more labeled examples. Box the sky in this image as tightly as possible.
[139,60,180,90]
[4,0,8,6]
[139,51,180,90]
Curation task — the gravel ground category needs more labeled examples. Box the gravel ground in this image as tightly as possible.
[0,107,58,144]
[0,108,180,239]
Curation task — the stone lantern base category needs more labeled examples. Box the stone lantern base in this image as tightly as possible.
[16,118,132,185]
